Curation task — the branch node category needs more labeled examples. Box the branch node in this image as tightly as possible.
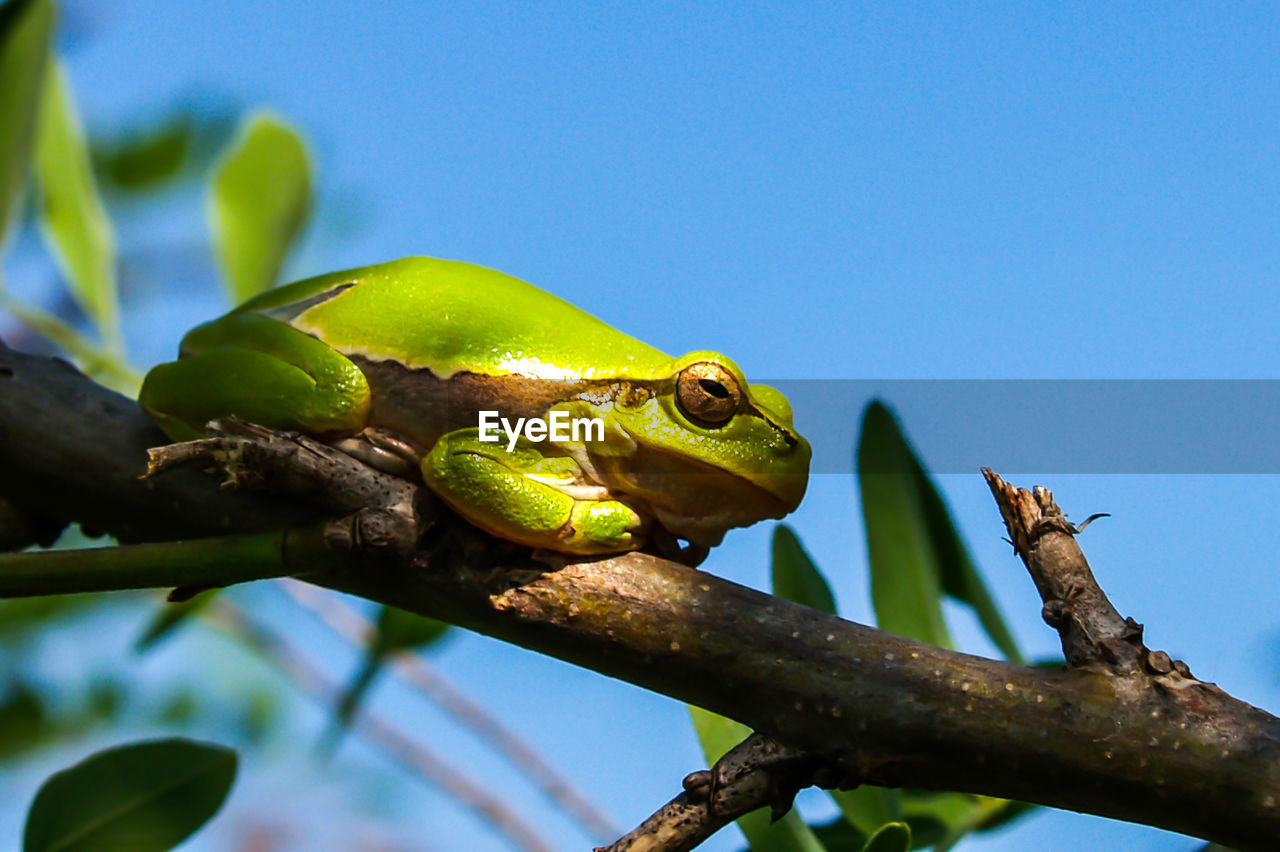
[1145,649,1174,675]
[1041,599,1070,628]
[608,732,859,850]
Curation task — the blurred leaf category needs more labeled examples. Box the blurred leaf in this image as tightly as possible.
[95,117,191,191]
[89,105,238,196]
[156,691,198,726]
[0,680,45,759]
[0,595,97,645]
[808,818,866,852]
[84,679,121,719]
[895,791,1034,851]
[0,291,139,391]
[771,525,836,615]
[859,822,910,852]
[689,707,827,852]
[23,738,236,852]
[135,589,217,652]
[971,799,1037,835]
[209,111,311,303]
[324,606,449,749]
[910,456,1023,664]
[829,788,899,838]
[374,605,450,653]
[0,678,122,762]
[0,0,53,249]
[237,689,278,745]
[32,59,121,352]
[857,402,951,647]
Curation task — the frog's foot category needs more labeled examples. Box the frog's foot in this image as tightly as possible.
[331,427,425,479]
[422,430,648,555]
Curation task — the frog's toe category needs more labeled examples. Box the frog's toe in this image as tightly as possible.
[566,500,647,552]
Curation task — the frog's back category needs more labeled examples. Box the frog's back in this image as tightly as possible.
[239,257,671,380]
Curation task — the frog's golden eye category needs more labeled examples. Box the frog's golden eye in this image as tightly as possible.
[676,361,741,426]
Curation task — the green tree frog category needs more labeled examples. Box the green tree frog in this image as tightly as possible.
[139,257,810,557]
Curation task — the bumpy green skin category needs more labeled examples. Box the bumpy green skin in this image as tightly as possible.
[140,257,810,554]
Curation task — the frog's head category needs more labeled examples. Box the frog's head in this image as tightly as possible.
[600,351,811,547]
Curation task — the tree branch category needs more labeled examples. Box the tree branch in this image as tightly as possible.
[4,344,1280,850]
[0,341,319,546]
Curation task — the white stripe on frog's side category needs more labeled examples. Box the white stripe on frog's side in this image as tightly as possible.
[256,281,357,322]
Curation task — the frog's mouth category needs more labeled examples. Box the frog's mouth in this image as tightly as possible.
[630,434,810,510]
[589,443,806,546]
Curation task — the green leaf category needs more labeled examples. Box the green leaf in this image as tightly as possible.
[32,59,121,352]
[857,400,1024,661]
[0,596,96,645]
[0,678,122,764]
[808,818,867,852]
[909,453,1023,663]
[859,822,910,852]
[857,402,951,647]
[970,798,1037,835]
[135,590,217,653]
[0,680,46,760]
[828,788,899,838]
[856,403,1036,847]
[373,605,450,654]
[893,791,1036,851]
[0,291,139,392]
[771,525,836,615]
[208,111,311,303]
[324,606,449,749]
[95,117,192,192]
[0,0,53,250]
[688,707,827,852]
[23,738,235,852]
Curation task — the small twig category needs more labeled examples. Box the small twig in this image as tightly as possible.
[280,579,621,842]
[599,733,851,852]
[983,469,1198,683]
[212,600,555,852]
[145,417,434,531]
[982,468,1143,672]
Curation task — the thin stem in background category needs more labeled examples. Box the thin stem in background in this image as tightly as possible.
[279,579,620,842]
[212,599,555,852]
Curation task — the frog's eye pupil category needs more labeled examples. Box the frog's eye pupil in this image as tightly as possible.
[700,379,730,398]
[676,362,742,426]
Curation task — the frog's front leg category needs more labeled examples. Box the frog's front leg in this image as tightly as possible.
[422,430,648,554]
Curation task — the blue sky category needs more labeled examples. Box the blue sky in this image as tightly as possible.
[4,2,1280,850]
